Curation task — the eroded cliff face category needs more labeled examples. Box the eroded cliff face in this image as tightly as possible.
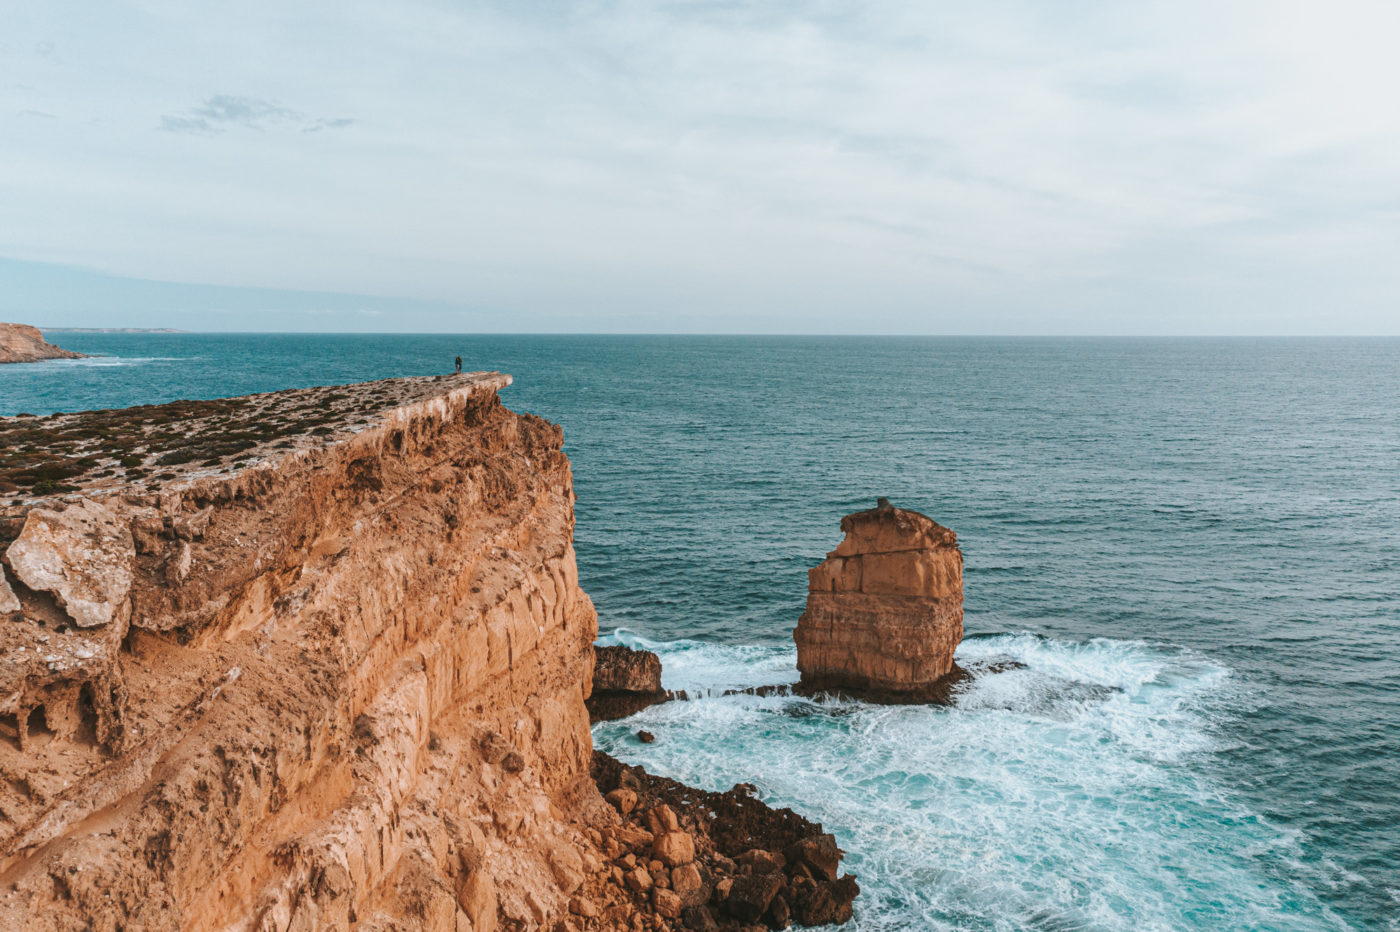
[0,374,604,930]
[793,500,964,700]
[0,324,85,364]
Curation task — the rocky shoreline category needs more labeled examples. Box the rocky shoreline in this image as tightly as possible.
[0,323,86,364]
[0,375,858,931]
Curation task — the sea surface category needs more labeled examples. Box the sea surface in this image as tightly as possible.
[4,334,1398,931]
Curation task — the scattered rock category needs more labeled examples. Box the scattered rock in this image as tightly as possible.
[606,787,639,815]
[653,832,695,867]
[624,867,654,894]
[593,751,859,931]
[783,835,840,883]
[682,904,719,931]
[726,872,783,923]
[638,729,655,743]
[736,848,785,874]
[653,887,684,919]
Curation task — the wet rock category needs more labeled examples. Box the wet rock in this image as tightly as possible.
[784,834,840,883]
[638,729,655,743]
[594,645,662,693]
[736,848,785,874]
[726,872,782,923]
[767,893,791,929]
[792,874,858,926]
[587,645,671,722]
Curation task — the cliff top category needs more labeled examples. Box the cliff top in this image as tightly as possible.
[0,371,510,505]
[0,323,86,365]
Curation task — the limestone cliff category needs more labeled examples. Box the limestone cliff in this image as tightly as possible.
[793,499,964,700]
[0,375,856,932]
[0,323,85,364]
[1,374,602,930]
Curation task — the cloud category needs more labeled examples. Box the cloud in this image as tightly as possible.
[3,0,1400,333]
[159,94,352,135]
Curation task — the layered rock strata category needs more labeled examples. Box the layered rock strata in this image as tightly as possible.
[0,375,855,931]
[793,498,965,701]
[0,323,85,364]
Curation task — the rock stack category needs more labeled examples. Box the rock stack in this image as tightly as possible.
[793,499,964,701]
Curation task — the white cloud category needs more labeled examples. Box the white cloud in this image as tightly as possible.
[0,0,1397,332]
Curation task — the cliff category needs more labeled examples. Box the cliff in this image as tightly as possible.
[0,375,855,931]
[1,373,603,929]
[0,323,86,364]
[793,499,965,700]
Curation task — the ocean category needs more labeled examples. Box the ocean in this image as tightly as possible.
[3,333,1397,930]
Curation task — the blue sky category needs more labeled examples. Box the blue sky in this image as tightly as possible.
[2,0,1398,333]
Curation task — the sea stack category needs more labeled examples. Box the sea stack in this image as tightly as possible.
[794,498,964,700]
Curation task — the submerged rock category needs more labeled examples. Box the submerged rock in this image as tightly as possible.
[794,499,965,701]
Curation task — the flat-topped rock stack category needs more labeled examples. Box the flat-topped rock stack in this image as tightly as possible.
[794,498,965,701]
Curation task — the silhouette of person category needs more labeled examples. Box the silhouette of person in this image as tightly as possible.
[454,355,462,374]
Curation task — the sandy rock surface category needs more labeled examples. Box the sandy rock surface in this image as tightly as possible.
[794,498,965,699]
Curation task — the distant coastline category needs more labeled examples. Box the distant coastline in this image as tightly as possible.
[42,327,186,333]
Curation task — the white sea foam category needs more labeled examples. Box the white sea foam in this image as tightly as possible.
[594,630,1354,931]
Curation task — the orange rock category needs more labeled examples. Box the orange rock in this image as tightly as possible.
[652,887,683,919]
[652,832,695,867]
[607,787,640,815]
[794,500,965,698]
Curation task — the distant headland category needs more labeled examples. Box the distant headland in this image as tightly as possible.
[0,323,87,364]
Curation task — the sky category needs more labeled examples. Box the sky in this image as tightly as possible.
[1,0,1398,334]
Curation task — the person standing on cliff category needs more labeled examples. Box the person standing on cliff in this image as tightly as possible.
[454,355,462,374]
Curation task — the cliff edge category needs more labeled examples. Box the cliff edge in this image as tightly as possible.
[0,324,86,364]
[1,374,602,929]
[0,375,855,931]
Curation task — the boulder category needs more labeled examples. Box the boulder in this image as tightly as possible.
[725,872,782,923]
[593,644,662,693]
[652,831,694,867]
[793,499,964,699]
[784,834,840,883]
[5,498,134,629]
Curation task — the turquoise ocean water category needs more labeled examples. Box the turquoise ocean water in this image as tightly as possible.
[3,334,1397,930]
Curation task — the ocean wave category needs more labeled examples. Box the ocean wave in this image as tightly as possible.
[594,631,1351,931]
